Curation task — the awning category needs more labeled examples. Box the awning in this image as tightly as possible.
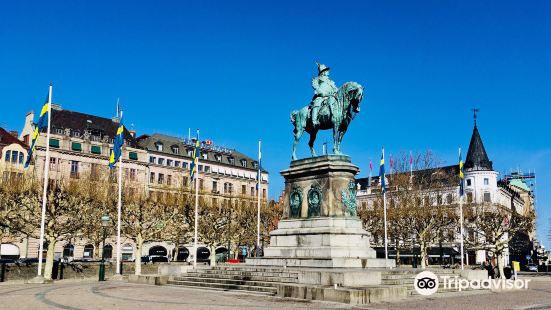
[0,244,20,256]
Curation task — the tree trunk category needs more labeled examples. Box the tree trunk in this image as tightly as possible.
[496,253,505,279]
[396,248,401,266]
[209,244,216,266]
[420,240,427,269]
[134,234,143,275]
[43,236,56,280]
[94,241,101,259]
[172,239,179,262]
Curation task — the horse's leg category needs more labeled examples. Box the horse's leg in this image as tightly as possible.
[332,124,340,155]
[337,129,346,154]
[308,130,318,157]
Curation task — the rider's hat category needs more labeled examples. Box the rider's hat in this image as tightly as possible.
[316,62,330,75]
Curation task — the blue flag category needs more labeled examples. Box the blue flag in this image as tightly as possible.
[379,148,386,193]
[109,118,124,169]
[24,91,50,169]
[190,130,200,182]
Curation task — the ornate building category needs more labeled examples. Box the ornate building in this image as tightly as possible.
[356,120,536,266]
[1,104,268,261]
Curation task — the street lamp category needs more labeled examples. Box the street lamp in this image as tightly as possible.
[99,214,110,281]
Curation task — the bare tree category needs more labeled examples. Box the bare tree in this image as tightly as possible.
[466,204,534,278]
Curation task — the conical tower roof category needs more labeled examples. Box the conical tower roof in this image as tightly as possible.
[464,124,493,171]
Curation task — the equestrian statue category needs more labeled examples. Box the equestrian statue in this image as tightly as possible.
[291,63,364,160]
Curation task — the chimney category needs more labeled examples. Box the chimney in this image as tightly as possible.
[51,103,62,111]
[129,130,136,138]
[9,131,18,138]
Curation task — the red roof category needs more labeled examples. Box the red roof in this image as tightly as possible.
[0,127,28,148]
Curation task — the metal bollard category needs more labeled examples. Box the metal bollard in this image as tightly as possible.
[0,263,5,282]
[120,261,123,275]
[59,262,64,280]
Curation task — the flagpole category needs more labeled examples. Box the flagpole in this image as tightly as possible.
[256,140,261,256]
[383,191,388,260]
[193,130,199,268]
[116,111,123,275]
[459,147,465,270]
[37,84,52,277]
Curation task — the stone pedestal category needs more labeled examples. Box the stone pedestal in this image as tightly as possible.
[248,155,394,268]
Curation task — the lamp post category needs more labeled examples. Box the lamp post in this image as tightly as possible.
[99,214,110,281]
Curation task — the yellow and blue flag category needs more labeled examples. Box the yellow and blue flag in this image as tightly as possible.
[189,130,200,182]
[108,118,124,169]
[24,91,50,169]
[459,148,464,197]
[379,148,386,193]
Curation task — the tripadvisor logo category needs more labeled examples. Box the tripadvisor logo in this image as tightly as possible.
[414,271,439,296]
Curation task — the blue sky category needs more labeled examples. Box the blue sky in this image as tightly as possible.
[1,1,550,246]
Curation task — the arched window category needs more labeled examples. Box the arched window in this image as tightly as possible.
[83,244,94,259]
[63,244,74,258]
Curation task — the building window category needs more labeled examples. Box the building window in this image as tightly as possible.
[467,192,473,203]
[215,154,222,162]
[175,161,181,167]
[484,178,489,185]
[262,189,266,198]
[167,175,172,186]
[201,153,208,160]
[183,162,188,169]
[158,173,164,184]
[91,145,102,155]
[212,181,218,192]
[4,150,10,162]
[155,142,163,151]
[466,179,472,186]
[158,158,165,165]
[70,161,79,178]
[149,156,156,164]
[150,172,155,183]
[253,162,258,169]
[204,166,210,173]
[446,194,453,204]
[63,244,75,258]
[198,165,203,172]
[103,245,113,259]
[483,192,491,203]
[11,151,17,163]
[23,134,29,145]
[129,168,136,181]
[49,157,57,171]
[167,159,173,166]
[240,159,247,167]
[242,184,246,195]
[71,142,82,152]
[171,145,179,155]
[49,138,60,148]
[129,152,138,160]
[228,157,235,165]
[18,152,23,164]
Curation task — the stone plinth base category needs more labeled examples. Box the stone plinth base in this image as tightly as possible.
[27,276,53,284]
[247,217,395,269]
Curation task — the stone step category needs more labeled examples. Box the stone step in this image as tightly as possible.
[181,272,298,283]
[194,269,299,278]
[167,279,278,295]
[173,276,280,288]
[211,266,295,273]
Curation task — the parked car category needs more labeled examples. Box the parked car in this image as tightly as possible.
[0,258,17,264]
[526,264,538,272]
[149,255,169,263]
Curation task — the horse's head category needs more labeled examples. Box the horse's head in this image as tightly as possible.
[342,81,364,113]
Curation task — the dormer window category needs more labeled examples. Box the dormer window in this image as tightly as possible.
[155,142,163,152]
[252,162,258,169]
[201,153,208,160]
[240,159,247,167]
[228,157,235,165]
[187,149,193,156]
[171,145,179,155]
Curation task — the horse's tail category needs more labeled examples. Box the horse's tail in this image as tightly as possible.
[290,110,298,125]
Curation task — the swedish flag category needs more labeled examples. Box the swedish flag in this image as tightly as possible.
[379,148,386,193]
[459,148,464,197]
[109,118,124,169]
[24,91,50,169]
[189,130,200,182]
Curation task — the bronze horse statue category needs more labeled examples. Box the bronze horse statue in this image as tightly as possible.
[291,81,364,160]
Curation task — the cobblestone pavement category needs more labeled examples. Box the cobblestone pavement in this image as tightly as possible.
[0,276,550,310]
